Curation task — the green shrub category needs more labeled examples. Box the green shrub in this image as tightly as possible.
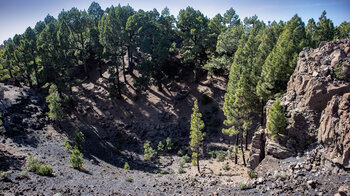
[201,93,213,105]
[332,62,347,81]
[182,154,191,163]
[179,160,185,168]
[217,152,226,162]
[177,148,186,156]
[167,168,174,174]
[37,163,53,176]
[27,156,40,172]
[144,140,156,161]
[18,171,30,179]
[27,156,53,176]
[207,149,227,162]
[222,163,229,171]
[70,146,84,169]
[249,170,258,179]
[124,162,130,171]
[62,138,72,151]
[73,128,85,150]
[166,137,173,151]
[267,100,287,140]
[238,182,247,190]
[157,141,164,153]
[178,167,185,174]
[125,177,133,182]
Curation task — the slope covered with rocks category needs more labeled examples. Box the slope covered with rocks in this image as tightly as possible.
[246,38,350,195]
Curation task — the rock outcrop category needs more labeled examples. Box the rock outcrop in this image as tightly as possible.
[318,93,350,168]
[249,38,350,169]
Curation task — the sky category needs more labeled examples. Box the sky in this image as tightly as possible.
[0,0,349,44]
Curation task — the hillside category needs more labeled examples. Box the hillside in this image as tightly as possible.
[1,38,350,195]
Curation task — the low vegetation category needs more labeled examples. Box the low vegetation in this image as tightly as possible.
[69,146,84,170]
[27,156,53,176]
[144,140,156,161]
[124,162,130,171]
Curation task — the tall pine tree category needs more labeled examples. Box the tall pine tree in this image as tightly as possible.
[189,99,205,173]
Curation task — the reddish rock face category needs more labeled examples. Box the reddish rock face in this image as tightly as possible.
[250,38,350,168]
[318,93,350,168]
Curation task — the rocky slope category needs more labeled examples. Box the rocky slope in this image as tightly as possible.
[247,38,350,194]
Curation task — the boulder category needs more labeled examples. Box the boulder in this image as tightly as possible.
[265,138,295,159]
[318,93,350,168]
[247,129,265,170]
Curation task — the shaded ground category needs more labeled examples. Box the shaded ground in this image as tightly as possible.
[1,63,349,195]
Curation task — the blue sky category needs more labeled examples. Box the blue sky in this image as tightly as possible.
[1,0,349,44]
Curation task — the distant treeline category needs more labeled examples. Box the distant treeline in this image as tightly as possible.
[0,2,348,100]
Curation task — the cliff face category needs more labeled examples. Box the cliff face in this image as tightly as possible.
[249,38,350,169]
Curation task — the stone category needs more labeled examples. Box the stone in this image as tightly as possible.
[265,139,295,159]
[318,93,350,168]
[247,129,266,169]
[307,180,317,189]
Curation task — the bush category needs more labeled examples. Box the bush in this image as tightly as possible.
[207,149,227,162]
[201,93,213,105]
[179,160,185,168]
[157,141,164,153]
[177,148,186,156]
[37,163,53,176]
[166,137,173,151]
[70,146,84,169]
[332,62,347,81]
[238,182,247,190]
[249,170,258,179]
[178,167,185,174]
[27,156,53,176]
[144,140,156,161]
[267,100,287,140]
[62,138,72,152]
[27,156,40,172]
[124,162,130,171]
[222,163,229,171]
[73,128,85,150]
[125,177,133,182]
[182,154,191,163]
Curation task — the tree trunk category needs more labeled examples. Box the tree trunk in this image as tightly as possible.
[235,133,239,164]
[245,129,248,151]
[197,153,201,174]
[240,133,246,167]
[122,53,126,83]
[115,62,121,98]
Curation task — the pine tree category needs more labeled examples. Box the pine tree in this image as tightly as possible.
[267,100,287,139]
[189,99,205,173]
[46,84,64,122]
[315,11,335,46]
[306,18,317,48]
[257,15,306,101]
[334,22,350,39]
[255,21,283,125]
